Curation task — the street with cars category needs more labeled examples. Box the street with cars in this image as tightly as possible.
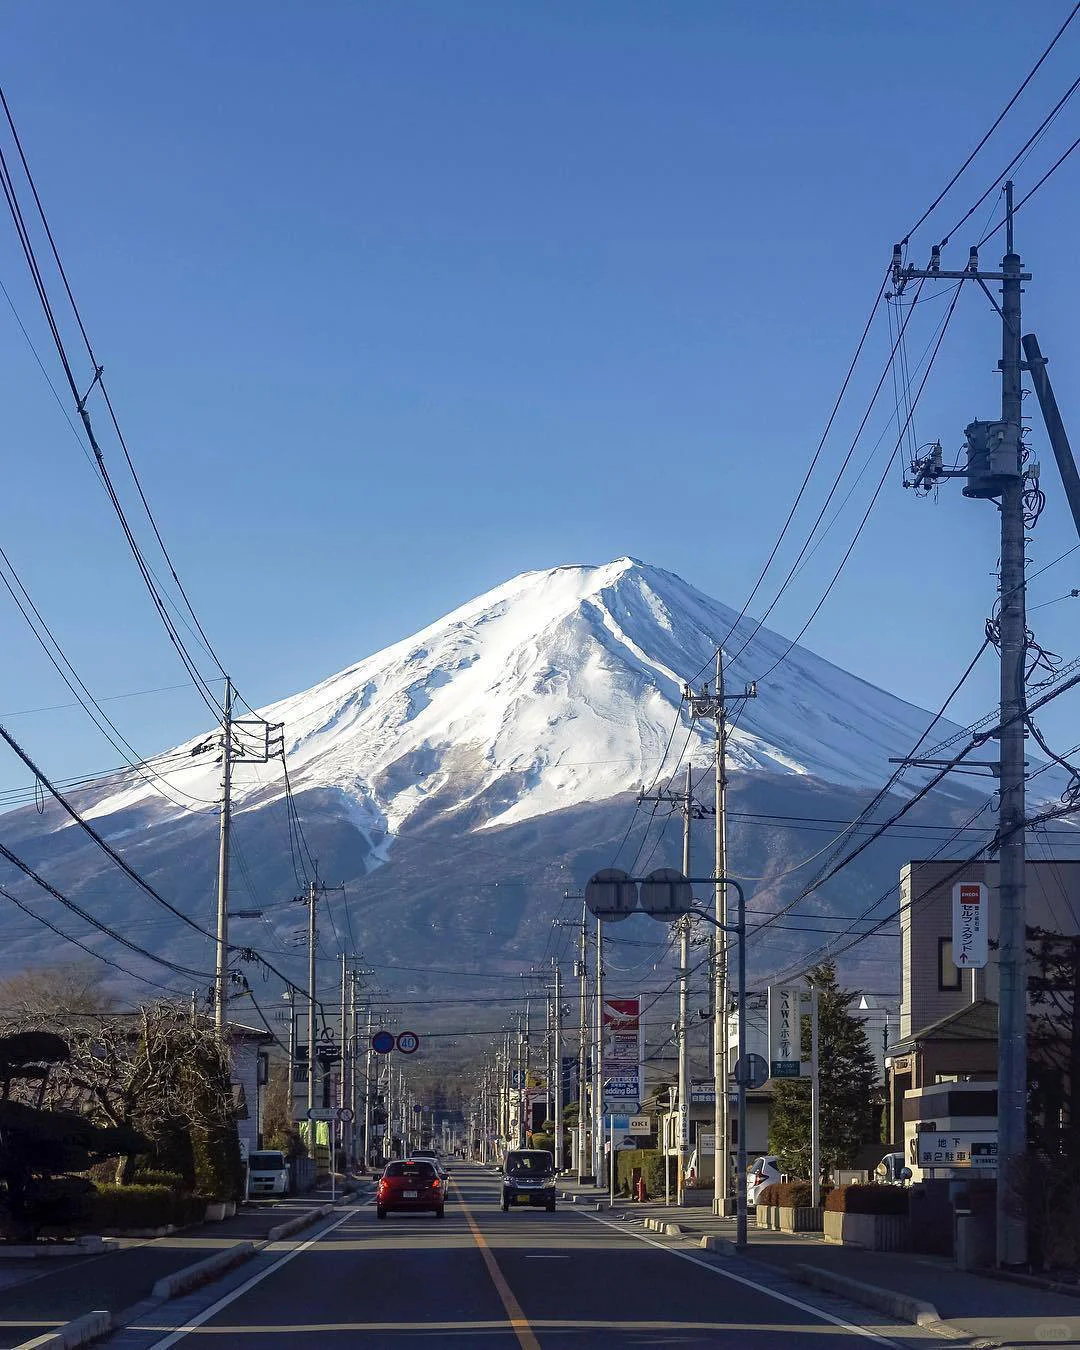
[95,1162,934,1350]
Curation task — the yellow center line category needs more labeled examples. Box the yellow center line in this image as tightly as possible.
[453,1180,542,1350]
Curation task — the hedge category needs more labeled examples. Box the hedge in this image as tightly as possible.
[825,1184,908,1215]
[89,1184,207,1231]
[615,1149,668,1199]
[132,1169,187,1191]
[757,1180,818,1207]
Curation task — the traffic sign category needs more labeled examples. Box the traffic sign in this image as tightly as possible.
[396,1030,420,1055]
[412,1103,423,1114]
[371,1030,395,1054]
[584,868,636,923]
[734,1052,769,1090]
[337,1106,354,1123]
[306,1107,335,1121]
[639,868,694,919]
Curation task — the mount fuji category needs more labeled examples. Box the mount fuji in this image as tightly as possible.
[0,558,1053,998]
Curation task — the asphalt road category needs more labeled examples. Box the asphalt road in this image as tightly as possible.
[104,1165,931,1350]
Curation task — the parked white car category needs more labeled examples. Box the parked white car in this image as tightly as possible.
[746,1154,783,1206]
[247,1149,290,1197]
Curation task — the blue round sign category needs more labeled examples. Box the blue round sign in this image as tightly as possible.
[371,1030,395,1054]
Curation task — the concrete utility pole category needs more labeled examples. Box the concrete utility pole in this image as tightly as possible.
[553,959,564,1172]
[286,989,297,1126]
[686,651,755,1215]
[637,763,703,1205]
[577,903,589,1181]
[214,677,233,1034]
[306,880,318,1119]
[679,762,692,1205]
[898,188,1031,1265]
[363,1008,373,1170]
[592,916,604,1184]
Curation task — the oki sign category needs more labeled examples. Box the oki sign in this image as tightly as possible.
[952,881,989,970]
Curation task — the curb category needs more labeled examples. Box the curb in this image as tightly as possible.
[792,1263,970,1341]
[664,1222,683,1237]
[699,1234,739,1255]
[150,1241,256,1301]
[14,1311,112,1350]
[265,1204,333,1244]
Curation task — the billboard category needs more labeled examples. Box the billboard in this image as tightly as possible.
[602,996,643,1111]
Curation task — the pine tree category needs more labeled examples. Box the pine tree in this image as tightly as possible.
[768,963,880,1181]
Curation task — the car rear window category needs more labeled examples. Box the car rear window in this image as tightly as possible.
[249,1153,287,1170]
[385,1161,436,1179]
[506,1151,553,1174]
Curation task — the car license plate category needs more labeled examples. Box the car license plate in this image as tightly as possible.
[403,1190,418,1198]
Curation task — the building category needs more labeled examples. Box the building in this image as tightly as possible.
[885,857,1080,1174]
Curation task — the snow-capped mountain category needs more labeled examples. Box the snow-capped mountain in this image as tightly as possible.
[72,558,975,846]
[4,557,1067,995]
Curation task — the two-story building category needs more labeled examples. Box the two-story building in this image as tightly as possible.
[884,857,1080,1170]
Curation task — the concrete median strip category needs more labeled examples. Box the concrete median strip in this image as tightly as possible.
[792,1264,969,1341]
[14,1310,113,1350]
[264,1203,334,1243]
[150,1241,257,1300]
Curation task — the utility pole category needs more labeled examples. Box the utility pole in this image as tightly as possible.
[577,903,589,1181]
[679,762,692,1205]
[339,954,350,1168]
[362,1007,373,1170]
[592,915,603,1185]
[214,677,233,1033]
[898,187,1031,1265]
[553,959,563,1173]
[638,763,701,1205]
[686,651,755,1215]
[286,989,297,1129]
[306,881,317,1120]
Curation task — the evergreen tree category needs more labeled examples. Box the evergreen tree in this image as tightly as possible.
[768,963,880,1181]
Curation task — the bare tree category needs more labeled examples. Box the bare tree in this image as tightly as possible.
[0,964,116,1017]
[0,1003,236,1184]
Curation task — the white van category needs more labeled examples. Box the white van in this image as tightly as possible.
[247,1149,290,1197]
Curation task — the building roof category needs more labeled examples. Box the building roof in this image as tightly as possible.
[888,999,998,1058]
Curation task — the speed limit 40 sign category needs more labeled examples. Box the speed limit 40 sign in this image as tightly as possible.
[396,1030,420,1055]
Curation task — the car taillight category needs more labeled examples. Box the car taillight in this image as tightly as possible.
[432,1178,441,1188]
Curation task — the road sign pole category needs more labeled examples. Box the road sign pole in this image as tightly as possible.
[610,1115,615,1206]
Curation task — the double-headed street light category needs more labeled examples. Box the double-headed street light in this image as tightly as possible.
[584,867,749,1252]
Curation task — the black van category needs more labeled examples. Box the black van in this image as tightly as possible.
[501,1148,556,1212]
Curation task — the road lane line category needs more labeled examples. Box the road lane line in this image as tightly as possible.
[144,1203,365,1350]
[577,1208,903,1347]
[452,1181,541,1350]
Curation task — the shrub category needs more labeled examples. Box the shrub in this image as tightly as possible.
[825,1184,908,1215]
[757,1180,818,1207]
[88,1184,206,1232]
[615,1148,668,1198]
[131,1170,186,1191]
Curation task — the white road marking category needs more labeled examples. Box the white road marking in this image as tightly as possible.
[577,1208,903,1347]
[144,1201,369,1349]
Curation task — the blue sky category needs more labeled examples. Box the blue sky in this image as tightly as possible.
[2,0,1080,795]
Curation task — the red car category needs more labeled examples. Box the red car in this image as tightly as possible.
[376,1159,445,1219]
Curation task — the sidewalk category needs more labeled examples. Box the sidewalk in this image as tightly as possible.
[560,1179,1080,1346]
[0,1182,369,1350]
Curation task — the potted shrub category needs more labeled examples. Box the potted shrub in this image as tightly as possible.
[824,1184,909,1250]
[757,1180,823,1232]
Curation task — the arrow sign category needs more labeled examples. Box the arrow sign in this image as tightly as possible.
[371,1030,395,1054]
[952,881,988,970]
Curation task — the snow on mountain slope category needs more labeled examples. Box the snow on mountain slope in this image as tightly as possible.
[68,558,981,842]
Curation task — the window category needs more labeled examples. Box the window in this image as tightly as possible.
[938,937,961,991]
